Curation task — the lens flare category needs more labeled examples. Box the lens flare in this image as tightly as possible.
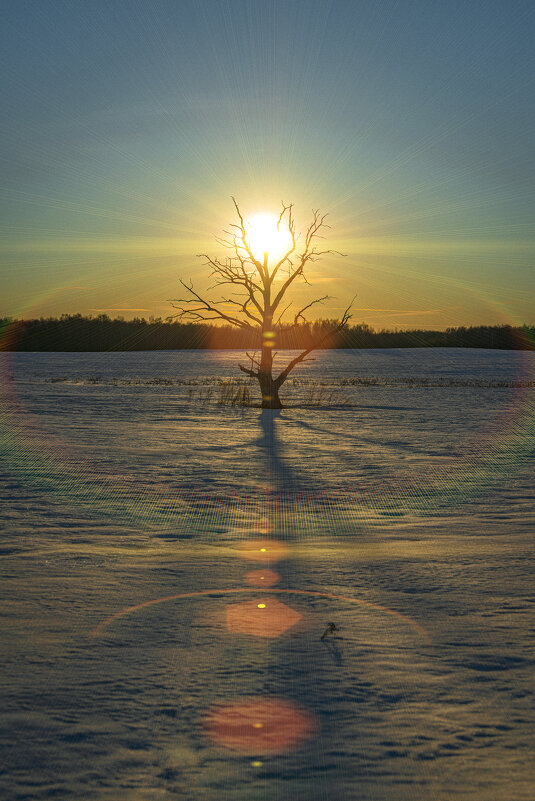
[245,569,280,587]
[226,598,303,637]
[203,696,317,754]
[90,587,432,643]
[237,540,290,563]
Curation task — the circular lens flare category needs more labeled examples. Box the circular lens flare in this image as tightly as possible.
[245,569,280,587]
[203,696,317,754]
[237,540,290,563]
[225,598,303,637]
[90,587,432,643]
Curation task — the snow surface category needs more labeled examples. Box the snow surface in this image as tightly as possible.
[0,348,534,800]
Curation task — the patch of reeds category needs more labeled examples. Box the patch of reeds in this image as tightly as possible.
[302,381,349,406]
[340,377,535,387]
[187,386,213,403]
[43,374,535,390]
[217,379,252,406]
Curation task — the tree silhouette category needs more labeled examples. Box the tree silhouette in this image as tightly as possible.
[170,199,352,408]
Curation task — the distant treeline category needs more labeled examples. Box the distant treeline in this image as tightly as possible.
[1,314,534,351]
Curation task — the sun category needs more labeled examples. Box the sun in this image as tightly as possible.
[246,213,293,263]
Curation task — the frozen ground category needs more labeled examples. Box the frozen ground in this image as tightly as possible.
[0,348,534,800]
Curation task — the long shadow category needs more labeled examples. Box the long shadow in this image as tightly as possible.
[254,409,323,546]
[196,403,430,459]
[256,407,412,485]
[194,408,305,492]
[257,408,299,493]
[184,407,434,797]
[283,412,444,456]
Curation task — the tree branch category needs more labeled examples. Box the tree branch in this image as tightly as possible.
[269,209,344,315]
[269,202,297,284]
[169,279,256,329]
[275,298,355,387]
[170,200,351,403]
[245,350,261,369]
[230,196,266,282]
[238,363,258,378]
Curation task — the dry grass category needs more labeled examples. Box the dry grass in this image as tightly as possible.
[217,379,253,406]
[187,386,214,403]
[302,381,349,406]
[45,375,535,389]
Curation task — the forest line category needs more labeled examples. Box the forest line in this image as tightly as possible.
[1,315,534,351]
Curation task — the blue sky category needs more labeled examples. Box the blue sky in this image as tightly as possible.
[1,0,534,328]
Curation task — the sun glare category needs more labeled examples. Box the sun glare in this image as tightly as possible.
[246,214,293,263]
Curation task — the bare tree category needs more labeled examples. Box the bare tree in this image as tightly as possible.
[170,199,352,409]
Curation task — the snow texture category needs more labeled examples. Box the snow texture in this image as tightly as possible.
[1,348,534,800]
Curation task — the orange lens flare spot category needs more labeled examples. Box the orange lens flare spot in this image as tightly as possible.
[245,569,280,587]
[226,598,302,638]
[203,697,317,754]
[237,540,290,564]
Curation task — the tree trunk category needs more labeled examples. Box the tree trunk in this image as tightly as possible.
[258,370,283,409]
[258,327,280,407]
[257,309,283,409]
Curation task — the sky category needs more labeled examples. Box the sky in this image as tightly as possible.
[1,0,534,330]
